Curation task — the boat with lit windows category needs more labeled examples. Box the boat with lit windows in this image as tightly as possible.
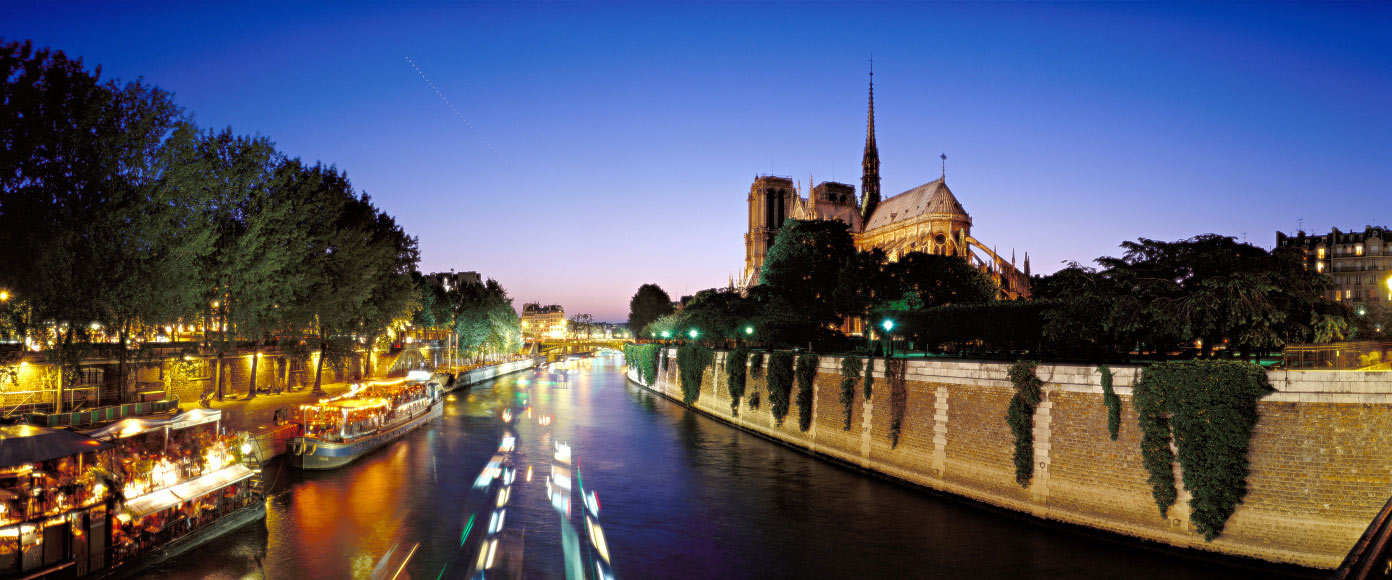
[0,409,263,579]
[286,372,443,470]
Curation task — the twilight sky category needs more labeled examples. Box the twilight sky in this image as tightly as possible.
[6,2,1391,322]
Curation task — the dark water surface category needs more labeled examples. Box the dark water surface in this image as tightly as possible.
[144,353,1317,579]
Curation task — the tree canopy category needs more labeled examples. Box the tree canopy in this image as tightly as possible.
[628,283,675,338]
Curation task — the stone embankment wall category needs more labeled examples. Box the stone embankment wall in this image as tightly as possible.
[452,358,542,390]
[628,351,1392,569]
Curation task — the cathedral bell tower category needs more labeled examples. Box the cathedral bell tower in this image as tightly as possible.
[860,61,881,225]
[743,175,796,286]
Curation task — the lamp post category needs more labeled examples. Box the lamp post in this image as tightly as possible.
[882,318,896,357]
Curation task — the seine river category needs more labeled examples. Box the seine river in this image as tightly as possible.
[143,353,1317,579]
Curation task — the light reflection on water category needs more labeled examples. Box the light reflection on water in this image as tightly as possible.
[144,354,1316,580]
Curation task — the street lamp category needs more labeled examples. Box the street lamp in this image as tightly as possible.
[689,329,699,340]
[0,290,9,302]
[744,326,753,336]
[882,318,895,357]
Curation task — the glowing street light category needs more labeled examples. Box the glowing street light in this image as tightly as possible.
[688,329,699,340]
[882,319,895,333]
[0,290,9,302]
[744,326,754,335]
[882,318,896,357]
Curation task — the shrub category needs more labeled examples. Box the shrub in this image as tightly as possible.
[676,343,713,405]
[886,358,907,447]
[1098,364,1120,440]
[725,348,749,416]
[839,356,863,430]
[863,356,875,399]
[795,352,820,432]
[767,351,795,427]
[1134,360,1272,541]
[749,351,765,378]
[1006,360,1043,487]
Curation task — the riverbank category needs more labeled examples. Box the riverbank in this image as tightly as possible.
[626,351,1391,570]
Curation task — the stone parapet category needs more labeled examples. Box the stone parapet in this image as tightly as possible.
[626,353,1391,570]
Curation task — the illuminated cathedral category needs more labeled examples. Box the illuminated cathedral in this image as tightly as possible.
[741,68,1031,300]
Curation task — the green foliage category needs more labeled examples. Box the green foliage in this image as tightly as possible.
[659,347,669,372]
[628,284,675,339]
[1133,360,1272,541]
[795,352,819,432]
[676,343,713,405]
[879,252,998,311]
[863,356,875,399]
[642,345,660,385]
[766,351,795,427]
[1006,360,1043,487]
[749,352,765,379]
[839,356,863,430]
[725,348,748,416]
[759,219,858,343]
[622,343,660,386]
[886,358,907,448]
[1098,364,1121,440]
[1039,236,1340,359]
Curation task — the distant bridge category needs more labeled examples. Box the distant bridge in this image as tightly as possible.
[532,338,631,360]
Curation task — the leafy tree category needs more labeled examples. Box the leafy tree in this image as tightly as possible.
[760,219,858,335]
[628,284,674,339]
[0,39,195,405]
[878,252,996,311]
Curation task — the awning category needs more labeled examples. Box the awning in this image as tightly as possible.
[83,409,222,439]
[122,464,255,519]
[0,424,112,468]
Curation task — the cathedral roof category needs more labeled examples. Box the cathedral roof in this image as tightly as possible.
[862,177,970,231]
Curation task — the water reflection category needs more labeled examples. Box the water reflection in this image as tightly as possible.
[144,353,1316,580]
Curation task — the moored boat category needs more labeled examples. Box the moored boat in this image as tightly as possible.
[286,374,442,470]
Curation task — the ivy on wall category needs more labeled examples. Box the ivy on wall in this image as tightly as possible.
[622,344,661,386]
[1006,360,1043,487]
[839,356,863,430]
[659,347,669,372]
[886,358,907,448]
[1134,360,1272,541]
[1098,364,1121,441]
[747,352,764,409]
[863,356,875,399]
[676,344,713,405]
[795,352,820,432]
[725,348,749,416]
[767,351,795,427]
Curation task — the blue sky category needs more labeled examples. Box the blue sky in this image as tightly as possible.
[7,2,1390,321]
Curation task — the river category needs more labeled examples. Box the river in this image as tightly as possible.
[141,352,1317,579]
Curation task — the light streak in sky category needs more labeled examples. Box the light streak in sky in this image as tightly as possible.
[404,55,502,160]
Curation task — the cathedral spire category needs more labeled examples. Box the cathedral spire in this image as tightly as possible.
[860,57,881,223]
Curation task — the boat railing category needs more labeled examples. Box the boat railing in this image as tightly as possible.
[103,488,262,571]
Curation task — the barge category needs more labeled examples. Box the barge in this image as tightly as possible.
[286,374,442,470]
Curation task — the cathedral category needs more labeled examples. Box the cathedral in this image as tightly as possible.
[741,69,1031,300]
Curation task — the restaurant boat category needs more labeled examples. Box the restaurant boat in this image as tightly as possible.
[286,372,443,470]
[0,409,263,579]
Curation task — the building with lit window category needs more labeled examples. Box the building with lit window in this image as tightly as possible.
[426,271,482,293]
[521,304,566,339]
[1276,226,1392,308]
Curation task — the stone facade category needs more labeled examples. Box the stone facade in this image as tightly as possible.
[631,352,1392,569]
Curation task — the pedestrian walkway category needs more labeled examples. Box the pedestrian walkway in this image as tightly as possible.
[200,382,355,432]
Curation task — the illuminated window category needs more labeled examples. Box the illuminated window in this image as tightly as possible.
[1317,247,1326,259]
[1316,261,1325,272]
[1357,244,1365,256]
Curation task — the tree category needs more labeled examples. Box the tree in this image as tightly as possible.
[0,39,196,407]
[878,252,996,311]
[760,219,858,331]
[628,284,674,338]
